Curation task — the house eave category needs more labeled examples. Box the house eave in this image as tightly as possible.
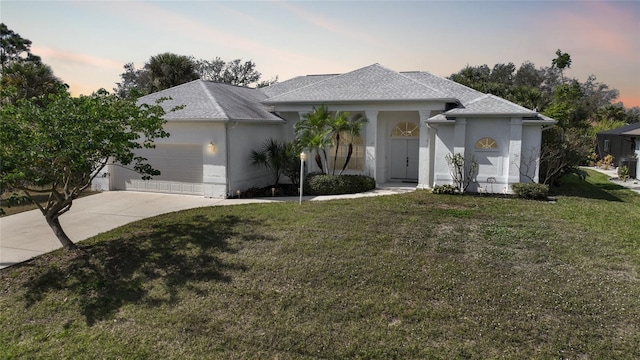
[262,97,458,105]
[165,117,285,124]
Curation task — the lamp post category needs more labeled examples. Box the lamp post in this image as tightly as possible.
[299,152,306,205]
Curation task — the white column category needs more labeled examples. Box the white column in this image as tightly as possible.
[453,118,466,155]
[418,110,431,189]
[364,110,379,183]
[508,118,523,187]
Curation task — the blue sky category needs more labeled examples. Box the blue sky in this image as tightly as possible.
[2,0,639,107]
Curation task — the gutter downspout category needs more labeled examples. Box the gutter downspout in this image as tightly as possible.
[225,122,231,198]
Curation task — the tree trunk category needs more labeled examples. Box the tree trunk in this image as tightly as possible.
[45,215,77,250]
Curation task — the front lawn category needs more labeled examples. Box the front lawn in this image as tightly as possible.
[0,190,98,217]
[1,170,638,359]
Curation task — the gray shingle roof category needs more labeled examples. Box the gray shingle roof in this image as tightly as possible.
[260,74,336,98]
[599,122,640,135]
[445,94,537,115]
[400,71,484,105]
[138,80,283,122]
[262,64,455,104]
[427,94,555,123]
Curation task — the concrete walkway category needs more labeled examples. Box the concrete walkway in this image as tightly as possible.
[0,184,415,269]
[585,166,640,194]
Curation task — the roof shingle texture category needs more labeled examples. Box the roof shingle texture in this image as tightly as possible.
[262,64,453,103]
[599,122,640,135]
[138,80,282,122]
[445,94,537,115]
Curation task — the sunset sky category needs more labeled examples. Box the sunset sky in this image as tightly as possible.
[2,0,639,107]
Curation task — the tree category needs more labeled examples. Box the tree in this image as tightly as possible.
[115,55,277,98]
[337,113,367,175]
[445,153,478,193]
[329,110,350,175]
[295,105,334,174]
[113,62,151,99]
[1,61,65,104]
[250,139,300,186]
[195,57,269,87]
[294,106,369,176]
[551,49,572,83]
[145,52,199,93]
[0,88,174,250]
[0,23,41,71]
[625,106,640,124]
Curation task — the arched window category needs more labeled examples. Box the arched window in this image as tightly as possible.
[330,132,364,171]
[475,137,498,149]
[391,121,419,137]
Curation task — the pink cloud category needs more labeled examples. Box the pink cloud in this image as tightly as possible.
[619,95,640,108]
[96,1,328,71]
[272,1,384,48]
[548,2,638,58]
[31,46,122,70]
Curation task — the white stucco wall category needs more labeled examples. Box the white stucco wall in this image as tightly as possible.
[432,124,455,186]
[227,121,288,195]
[429,117,540,193]
[465,118,510,193]
[520,125,543,183]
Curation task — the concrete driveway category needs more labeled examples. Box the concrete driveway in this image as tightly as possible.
[0,185,416,269]
[0,192,275,269]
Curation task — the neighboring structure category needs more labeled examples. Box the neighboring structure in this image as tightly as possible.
[596,122,640,178]
[93,64,556,197]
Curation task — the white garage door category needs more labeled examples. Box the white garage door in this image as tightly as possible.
[113,144,204,195]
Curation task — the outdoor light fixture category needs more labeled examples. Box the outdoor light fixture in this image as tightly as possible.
[208,141,217,153]
[299,152,306,204]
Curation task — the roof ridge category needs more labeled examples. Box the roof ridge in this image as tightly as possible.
[198,80,229,119]
[394,68,450,98]
[266,72,341,100]
[485,93,536,112]
[266,63,453,102]
[266,64,392,101]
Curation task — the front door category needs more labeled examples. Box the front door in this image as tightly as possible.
[390,138,419,180]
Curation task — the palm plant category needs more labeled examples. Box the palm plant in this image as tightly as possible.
[330,111,350,175]
[295,105,333,174]
[250,139,299,186]
[339,113,368,175]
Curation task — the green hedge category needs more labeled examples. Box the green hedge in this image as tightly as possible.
[511,183,549,200]
[304,173,376,195]
[431,184,457,195]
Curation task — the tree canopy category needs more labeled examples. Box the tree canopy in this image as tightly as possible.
[294,105,367,175]
[114,54,277,98]
[0,22,41,71]
[0,23,65,103]
[0,87,173,249]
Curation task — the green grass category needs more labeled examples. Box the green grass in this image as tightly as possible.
[1,190,98,217]
[1,170,639,359]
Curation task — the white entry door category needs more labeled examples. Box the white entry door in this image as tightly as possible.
[390,139,419,180]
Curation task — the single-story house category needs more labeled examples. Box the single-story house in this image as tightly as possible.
[93,64,556,197]
[596,122,640,178]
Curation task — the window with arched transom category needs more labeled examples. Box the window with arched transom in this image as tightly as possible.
[391,121,419,137]
[475,137,498,150]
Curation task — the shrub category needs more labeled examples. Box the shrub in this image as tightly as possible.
[597,154,614,170]
[511,183,549,200]
[431,184,457,195]
[304,173,375,195]
[619,165,629,182]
